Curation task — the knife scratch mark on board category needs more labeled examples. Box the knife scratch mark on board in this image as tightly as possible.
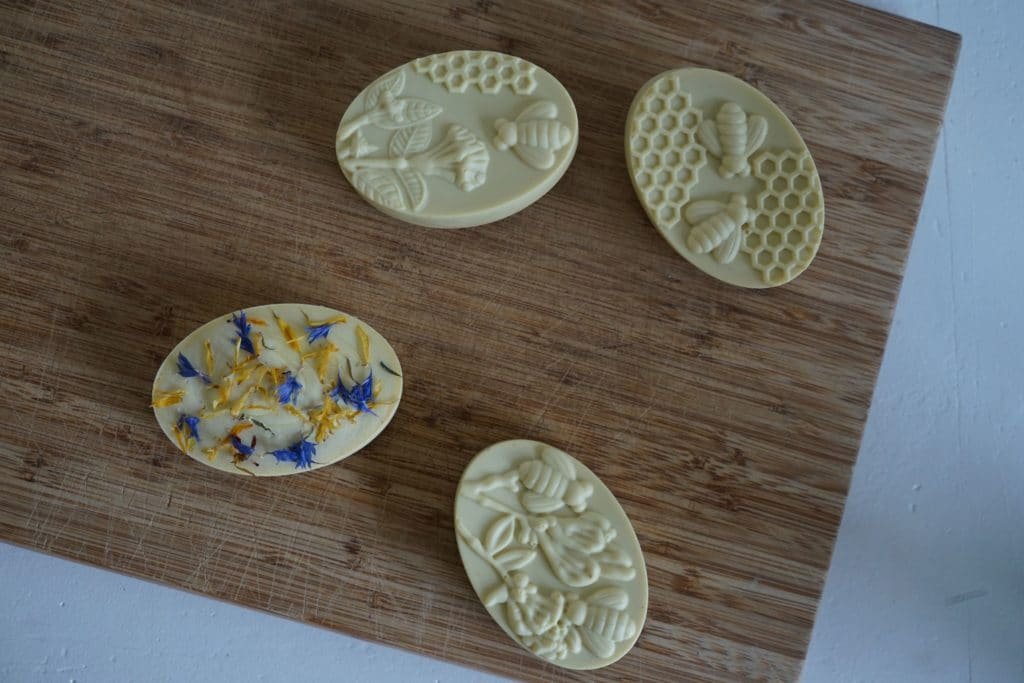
[530,361,575,430]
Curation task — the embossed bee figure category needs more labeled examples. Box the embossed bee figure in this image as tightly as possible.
[494,100,572,171]
[518,448,594,514]
[684,193,756,264]
[697,102,768,178]
[565,588,638,659]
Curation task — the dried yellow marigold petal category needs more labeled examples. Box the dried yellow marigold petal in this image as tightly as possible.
[356,325,371,365]
[274,312,302,353]
[202,340,213,375]
[152,389,185,408]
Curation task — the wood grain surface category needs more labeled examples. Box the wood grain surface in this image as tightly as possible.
[0,1,958,680]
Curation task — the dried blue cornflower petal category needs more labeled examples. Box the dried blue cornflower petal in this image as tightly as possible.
[270,439,317,469]
[306,323,335,343]
[231,311,255,355]
[177,353,211,384]
[176,414,201,440]
[230,434,255,457]
[276,372,302,405]
[330,370,376,415]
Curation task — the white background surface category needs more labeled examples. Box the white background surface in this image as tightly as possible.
[3,1,1022,681]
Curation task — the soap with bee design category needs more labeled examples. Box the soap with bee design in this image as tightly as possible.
[626,68,825,287]
[454,440,648,669]
[336,51,578,228]
[150,304,403,476]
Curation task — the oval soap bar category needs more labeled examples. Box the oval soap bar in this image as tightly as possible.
[454,440,648,669]
[151,304,402,476]
[626,68,825,287]
[336,50,578,228]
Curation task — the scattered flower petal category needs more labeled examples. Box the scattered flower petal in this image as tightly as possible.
[230,434,255,457]
[231,311,255,355]
[177,353,211,384]
[283,404,308,422]
[172,423,188,452]
[276,372,302,405]
[228,421,253,439]
[212,382,231,410]
[270,439,317,469]
[151,389,185,408]
[330,370,376,415]
[248,417,275,435]
[274,312,302,352]
[356,325,371,365]
[306,323,335,343]
[380,361,402,377]
[203,340,215,376]
[231,384,257,417]
[176,414,201,441]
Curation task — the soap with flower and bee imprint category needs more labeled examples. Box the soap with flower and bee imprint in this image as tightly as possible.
[454,440,648,670]
[625,68,825,288]
[150,304,403,476]
[335,51,578,228]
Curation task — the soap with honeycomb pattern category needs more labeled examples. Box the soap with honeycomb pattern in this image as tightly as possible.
[625,68,825,287]
[336,51,578,228]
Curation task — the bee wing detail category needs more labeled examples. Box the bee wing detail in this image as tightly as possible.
[516,100,557,122]
[514,144,556,171]
[697,119,722,158]
[711,224,742,264]
[521,491,565,514]
[586,586,629,610]
[684,199,726,225]
[565,626,582,654]
[542,449,577,478]
[579,628,616,659]
[745,114,768,157]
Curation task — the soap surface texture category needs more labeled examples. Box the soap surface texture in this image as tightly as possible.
[336,51,578,228]
[454,440,648,669]
[626,68,825,287]
[151,304,402,476]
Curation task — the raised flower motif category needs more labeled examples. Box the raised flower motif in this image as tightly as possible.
[415,124,489,191]
[535,512,637,587]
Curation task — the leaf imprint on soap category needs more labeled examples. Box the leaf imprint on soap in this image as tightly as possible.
[455,446,639,662]
[342,123,490,211]
[336,66,492,212]
[336,69,441,143]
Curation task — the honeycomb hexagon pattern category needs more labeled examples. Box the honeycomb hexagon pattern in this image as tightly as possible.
[744,150,825,285]
[626,68,825,288]
[626,75,707,229]
[337,51,577,228]
[413,51,537,95]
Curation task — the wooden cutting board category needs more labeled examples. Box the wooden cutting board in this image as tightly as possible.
[0,1,958,680]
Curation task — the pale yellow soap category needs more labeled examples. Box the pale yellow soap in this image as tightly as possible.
[336,50,578,228]
[454,440,648,670]
[626,68,825,287]
[150,304,402,476]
